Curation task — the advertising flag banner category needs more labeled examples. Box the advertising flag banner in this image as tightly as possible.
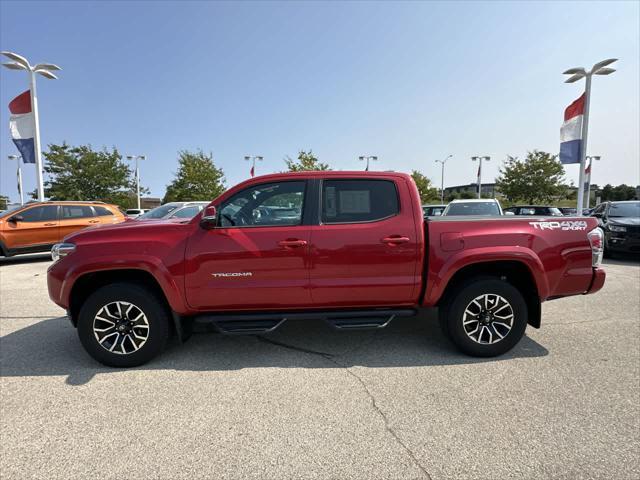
[560,93,585,164]
[9,90,36,164]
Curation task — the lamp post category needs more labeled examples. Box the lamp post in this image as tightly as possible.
[358,155,378,171]
[2,51,61,202]
[435,155,452,203]
[585,155,601,209]
[471,156,490,198]
[563,58,617,215]
[7,155,24,205]
[244,155,263,177]
[126,155,146,209]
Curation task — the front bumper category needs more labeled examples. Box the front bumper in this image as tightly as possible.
[607,231,640,254]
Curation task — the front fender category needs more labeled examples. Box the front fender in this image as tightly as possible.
[58,254,189,315]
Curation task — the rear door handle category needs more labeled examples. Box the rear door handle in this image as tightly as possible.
[278,239,308,248]
[382,236,410,245]
[89,220,100,224]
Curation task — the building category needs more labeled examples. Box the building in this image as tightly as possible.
[140,197,162,209]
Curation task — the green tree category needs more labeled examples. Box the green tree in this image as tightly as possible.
[38,143,144,208]
[284,150,330,172]
[163,150,226,203]
[410,170,439,203]
[459,191,476,199]
[0,195,9,210]
[496,151,566,204]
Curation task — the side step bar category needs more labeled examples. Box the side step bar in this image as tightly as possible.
[194,308,416,335]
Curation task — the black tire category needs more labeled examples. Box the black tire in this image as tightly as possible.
[440,277,528,357]
[77,282,170,367]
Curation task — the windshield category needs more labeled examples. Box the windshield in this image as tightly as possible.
[445,202,501,216]
[138,204,179,219]
[0,204,24,218]
[609,202,640,218]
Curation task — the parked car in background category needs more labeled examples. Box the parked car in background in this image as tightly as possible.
[503,206,563,216]
[136,202,210,221]
[591,201,640,256]
[422,204,446,217]
[559,207,577,216]
[443,199,503,216]
[0,201,125,257]
[125,209,149,219]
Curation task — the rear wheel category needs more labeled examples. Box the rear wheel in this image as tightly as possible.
[77,282,170,367]
[440,278,528,357]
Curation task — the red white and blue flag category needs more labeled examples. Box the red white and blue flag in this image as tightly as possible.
[559,93,585,164]
[9,90,36,164]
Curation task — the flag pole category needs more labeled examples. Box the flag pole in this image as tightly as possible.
[576,74,592,216]
[28,69,45,201]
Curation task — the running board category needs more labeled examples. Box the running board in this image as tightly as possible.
[194,309,416,335]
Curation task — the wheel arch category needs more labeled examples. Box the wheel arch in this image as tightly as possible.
[68,269,173,330]
[436,260,542,328]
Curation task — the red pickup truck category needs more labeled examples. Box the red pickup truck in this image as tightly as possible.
[47,171,606,367]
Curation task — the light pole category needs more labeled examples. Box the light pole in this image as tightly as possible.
[563,58,617,215]
[585,155,601,209]
[435,155,452,203]
[7,155,24,205]
[244,155,263,177]
[359,155,378,171]
[126,155,146,209]
[2,51,61,202]
[471,156,490,198]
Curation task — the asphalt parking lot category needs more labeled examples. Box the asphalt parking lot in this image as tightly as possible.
[1,254,639,480]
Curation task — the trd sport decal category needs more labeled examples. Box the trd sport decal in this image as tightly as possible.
[211,272,253,278]
[529,220,588,231]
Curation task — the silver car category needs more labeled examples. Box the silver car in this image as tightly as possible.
[136,202,209,220]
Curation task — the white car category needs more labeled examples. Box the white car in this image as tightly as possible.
[125,208,149,219]
[443,199,503,216]
[136,202,209,220]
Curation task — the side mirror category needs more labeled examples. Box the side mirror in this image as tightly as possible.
[199,206,217,230]
[8,215,23,223]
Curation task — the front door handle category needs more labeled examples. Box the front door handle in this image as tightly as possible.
[278,239,308,248]
[44,223,57,226]
[382,236,410,245]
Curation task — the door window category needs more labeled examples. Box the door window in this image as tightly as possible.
[219,182,306,227]
[321,179,398,224]
[94,206,114,216]
[19,205,58,222]
[62,205,95,219]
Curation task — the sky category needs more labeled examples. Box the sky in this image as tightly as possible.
[1,0,638,202]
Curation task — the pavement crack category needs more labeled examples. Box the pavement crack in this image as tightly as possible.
[256,335,432,479]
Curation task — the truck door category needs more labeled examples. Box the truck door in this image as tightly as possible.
[309,178,420,307]
[184,180,312,310]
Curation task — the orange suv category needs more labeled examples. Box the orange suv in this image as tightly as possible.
[0,201,125,257]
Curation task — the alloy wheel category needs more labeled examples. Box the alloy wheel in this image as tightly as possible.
[93,301,150,355]
[462,293,514,345]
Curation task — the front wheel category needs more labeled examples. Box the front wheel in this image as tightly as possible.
[440,278,528,357]
[77,283,170,367]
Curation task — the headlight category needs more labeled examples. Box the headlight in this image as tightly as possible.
[609,225,627,232]
[51,243,76,262]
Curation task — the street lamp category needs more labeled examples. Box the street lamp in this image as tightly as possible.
[244,155,263,177]
[2,51,61,202]
[126,155,146,209]
[471,156,490,198]
[7,155,24,205]
[358,155,378,171]
[563,58,617,215]
[585,155,601,209]
[435,155,452,204]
